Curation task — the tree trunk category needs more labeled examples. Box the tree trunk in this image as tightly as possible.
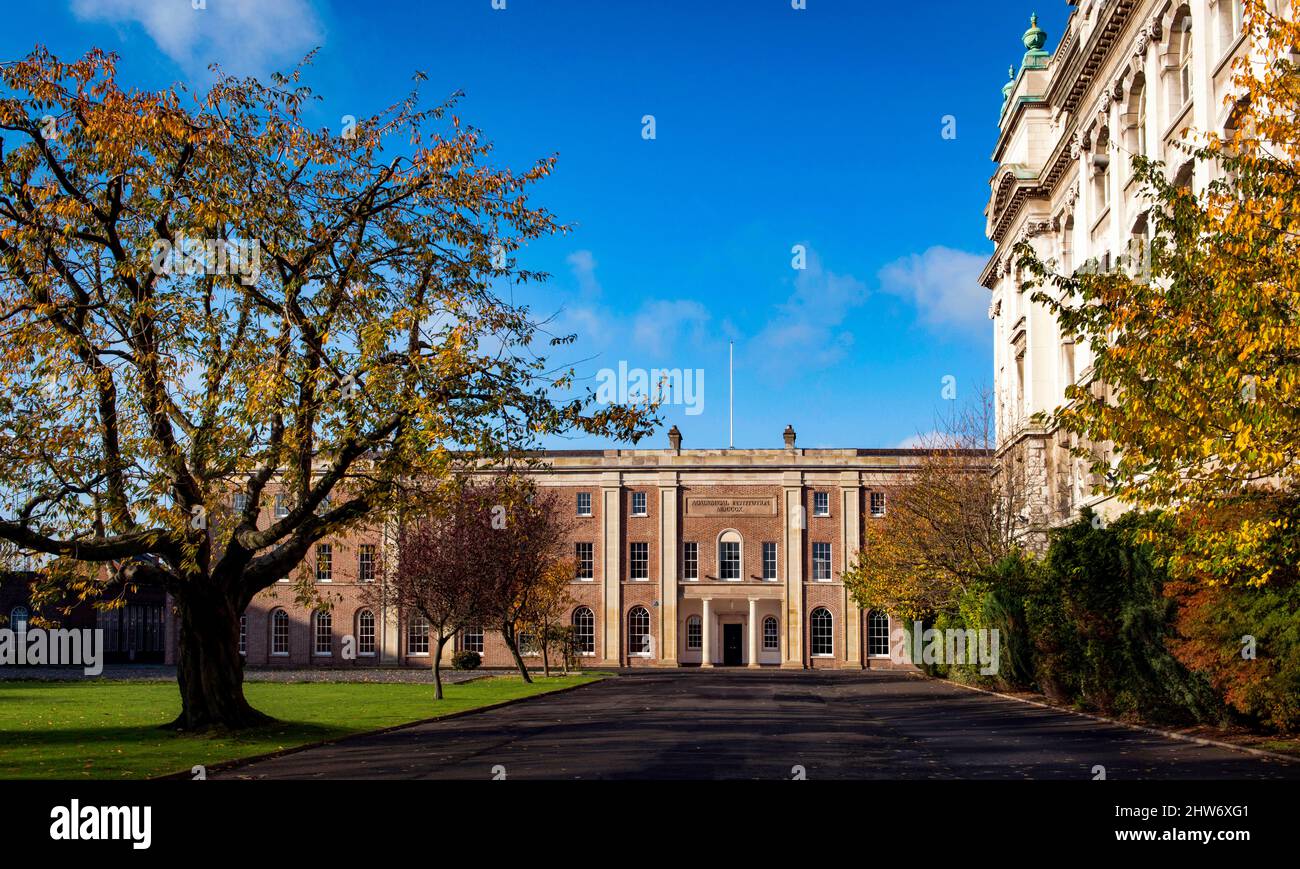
[170,592,273,731]
[433,634,449,700]
[503,620,532,683]
[541,619,551,678]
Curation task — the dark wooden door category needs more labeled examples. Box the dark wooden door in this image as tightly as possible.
[723,624,743,666]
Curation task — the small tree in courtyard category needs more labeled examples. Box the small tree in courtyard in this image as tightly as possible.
[479,479,571,683]
[518,557,577,678]
[365,478,498,699]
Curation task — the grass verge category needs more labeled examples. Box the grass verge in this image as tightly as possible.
[0,673,604,780]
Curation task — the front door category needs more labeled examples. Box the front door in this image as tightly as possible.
[723,624,743,666]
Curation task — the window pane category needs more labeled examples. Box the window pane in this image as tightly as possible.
[316,544,332,581]
[868,612,890,657]
[573,608,595,654]
[407,613,429,654]
[720,541,740,580]
[686,615,702,651]
[811,608,833,656]
[813,542,831,581]
[358,610,375,655]
[576,542,594,579]
[358,545,375,582]
[630,542,648,580]
[314,610,332,655]
[463,627,483,654]
[272,611,289,654]
[627,607,651,655]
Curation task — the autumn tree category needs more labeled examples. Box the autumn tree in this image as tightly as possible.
[0,50,652,729]
[518,555,577,678]
[366,478,500,699]
[1018,0,1300,587]
[478,478,571,683]
[842,390,1016,621]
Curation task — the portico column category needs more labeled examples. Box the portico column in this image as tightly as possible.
[747,597,759,668]
[701,598,713,668]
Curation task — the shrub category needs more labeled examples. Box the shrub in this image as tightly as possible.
[978,555,1037,689]
[1034,510,1221,723]
[1167,573,1300,733]
[451,650,481,671]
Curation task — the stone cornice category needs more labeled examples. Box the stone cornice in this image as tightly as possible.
[985,0,1148,285]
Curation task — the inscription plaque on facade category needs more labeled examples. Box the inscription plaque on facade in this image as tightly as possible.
[684,496,777,517]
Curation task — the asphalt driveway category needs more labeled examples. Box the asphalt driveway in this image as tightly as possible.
[220,670,1300,780]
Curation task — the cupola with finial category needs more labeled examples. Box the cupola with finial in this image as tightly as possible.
[1001,65,1016,105]
[1021,13,1051,70]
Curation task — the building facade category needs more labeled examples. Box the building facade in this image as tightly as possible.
[2,573,168,664]
[201,427,945,671]
[982,0,1277,529]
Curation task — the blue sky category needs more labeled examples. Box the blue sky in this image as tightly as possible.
[2,0,1071,450]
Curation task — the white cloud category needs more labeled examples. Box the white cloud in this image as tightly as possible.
[552,251,715,361]
[565,250,602,298]
[751,250,867,373]
[896,431,943,449]
[633,300,711,357]
[877,246,990,332]
[70,0,324,78]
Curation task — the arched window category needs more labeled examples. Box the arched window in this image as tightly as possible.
[686,614,702,651]
[1217,0,1243,57]
[627,606,651,656]
[407,613,429,655]
[313,610,332,656]
[1176,12,1194,110]
[271,609,289,655]
[572,607,595,655]
[718,530,742,580]
[868,611,890,657]
[1092,126,1111,213]
[810,607,833,657]
[1125,74,1147,158]
[357,609,375,656]
[9,606,28,634]
[762,615,779,651]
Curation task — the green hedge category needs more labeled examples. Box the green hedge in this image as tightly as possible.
[930,512,1223,727]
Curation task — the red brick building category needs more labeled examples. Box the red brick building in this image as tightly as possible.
[170,427,953,670]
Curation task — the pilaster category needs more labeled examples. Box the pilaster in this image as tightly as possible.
[840,474,863,668]
[601,472,622,664]
[781,472,804,668]
[658,472,680,665]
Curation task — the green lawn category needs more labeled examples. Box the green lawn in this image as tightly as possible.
[0,673,603,780]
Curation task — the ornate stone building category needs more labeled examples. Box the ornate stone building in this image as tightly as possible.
[981,0,1275,530]
[168,428,971,671]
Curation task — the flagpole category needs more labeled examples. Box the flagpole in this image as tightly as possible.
[729,341,734,449]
